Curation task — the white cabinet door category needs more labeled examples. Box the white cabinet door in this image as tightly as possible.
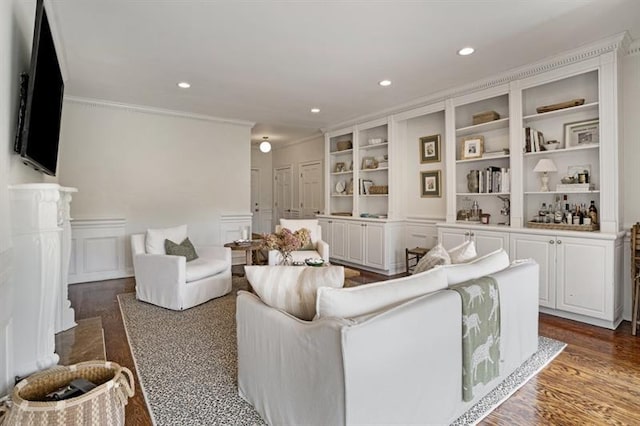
[364,223,386,269]
[510,233,556,308]
[473,230,509,256]
[439,228,467,250]
[347,222,365,264]
[556,236,611,319]
[331,221,347,260]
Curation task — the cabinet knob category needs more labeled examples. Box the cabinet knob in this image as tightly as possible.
[549,240,555,244]
[557,240,562,245]
[470,232,475,237]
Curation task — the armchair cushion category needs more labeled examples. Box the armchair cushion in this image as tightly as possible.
[165,237,199,261]
[244,265,344,320]
[185,257,228,282]
[145,225,187,254]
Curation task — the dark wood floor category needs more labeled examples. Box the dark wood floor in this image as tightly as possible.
[68,268,640,426]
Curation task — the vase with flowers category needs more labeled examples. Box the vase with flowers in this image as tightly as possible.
[261,228,311,265]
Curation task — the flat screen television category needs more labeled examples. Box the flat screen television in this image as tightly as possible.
[14,0,64,176]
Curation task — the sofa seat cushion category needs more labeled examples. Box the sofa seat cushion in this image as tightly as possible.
[245,265,344,320]
[185,258,228,282]
[145,225,188,255]
[442,249,510,286]
[316,267,447,319]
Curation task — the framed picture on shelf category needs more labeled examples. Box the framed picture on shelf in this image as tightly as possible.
[564,118,599,148]
[334,162,346,173]
[361,156,378,170]
[420,170,441,198]
[419,134,441,163]
[461,135,484,160]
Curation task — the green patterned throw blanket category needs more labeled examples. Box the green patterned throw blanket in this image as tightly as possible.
[450,276,500,401]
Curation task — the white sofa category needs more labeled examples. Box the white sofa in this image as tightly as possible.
[237,260,539,425]
[131,233,232,310]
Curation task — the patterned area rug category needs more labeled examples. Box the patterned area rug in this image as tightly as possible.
[118,278,565,426]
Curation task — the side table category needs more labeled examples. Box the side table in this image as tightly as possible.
[224,241,263,275]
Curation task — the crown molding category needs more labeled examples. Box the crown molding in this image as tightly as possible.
[63,96,255,127]
[327,32,631,132]
[272,133,323,151]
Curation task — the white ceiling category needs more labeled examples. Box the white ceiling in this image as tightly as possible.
[46,0,640,146]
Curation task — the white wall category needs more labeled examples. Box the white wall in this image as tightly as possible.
[1,0,52,397]
[272,135,324,214]
[56,99,252,269]
[402,111,447,219]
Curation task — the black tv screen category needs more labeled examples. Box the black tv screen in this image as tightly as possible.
[16,0,64,176]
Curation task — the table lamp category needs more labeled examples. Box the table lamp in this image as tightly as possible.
[533,158,557,192]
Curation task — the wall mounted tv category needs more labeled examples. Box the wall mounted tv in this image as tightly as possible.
[14,0,64,176]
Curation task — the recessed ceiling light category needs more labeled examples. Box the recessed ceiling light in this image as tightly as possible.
[378,80,392,87]
[310,108,320,113]
[457,47,475,56]
[177,81,191,89]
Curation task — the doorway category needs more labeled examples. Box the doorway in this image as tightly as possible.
[299,161,323,218]
[274,165,292,223]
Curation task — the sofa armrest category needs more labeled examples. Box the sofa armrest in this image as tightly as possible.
[133,254,185,305]
[236,291,348,426]
[316,239,329,262]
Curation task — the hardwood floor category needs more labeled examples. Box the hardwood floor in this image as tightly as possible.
[68,270,640,426]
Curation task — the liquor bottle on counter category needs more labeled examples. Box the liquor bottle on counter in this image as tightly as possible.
[589,200,598,225]
[554,196,563,223]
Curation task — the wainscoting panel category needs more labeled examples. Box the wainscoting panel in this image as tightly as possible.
[69,219,128,284]
[0,248,12,396]
[220,213,253,265]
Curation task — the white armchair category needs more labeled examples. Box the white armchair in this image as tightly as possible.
[268,219,329,265]
[131,226,232,311]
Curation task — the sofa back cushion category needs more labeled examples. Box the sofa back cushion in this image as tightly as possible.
[315,267,447,320]
[442,249,510,286]
[145,225,188,255]
[244,265,344,321]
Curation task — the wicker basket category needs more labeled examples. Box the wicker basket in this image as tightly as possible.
[0,361,134,426]
[336,140,352,151]
[368,185,388,194]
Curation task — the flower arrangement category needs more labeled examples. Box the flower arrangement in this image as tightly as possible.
[261,227,311,265]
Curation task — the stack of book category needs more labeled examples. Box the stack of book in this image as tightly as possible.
[469,167,511,193]
[523,127,545,153]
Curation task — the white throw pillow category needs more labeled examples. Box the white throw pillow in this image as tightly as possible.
[441,249,510,286]
[448,240,477,264]
[244,265,344,321]
[145,225,188,255]
[316,267,447,319]
[412,244,451,275]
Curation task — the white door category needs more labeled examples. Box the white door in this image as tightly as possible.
[274,166,292,223]
[299,161,323,218]
[251,168,261,233]
[439,228,468,250]
[473,230,509,256]
[510,233,556,309]
[332,221,347,260]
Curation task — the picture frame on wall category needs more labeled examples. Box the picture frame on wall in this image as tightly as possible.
[420,170,441,198]
[564,118,599,148]
[461,135,484,160]
[419,134,441,163]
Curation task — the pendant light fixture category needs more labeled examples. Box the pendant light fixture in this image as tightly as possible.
[259,136,272,153]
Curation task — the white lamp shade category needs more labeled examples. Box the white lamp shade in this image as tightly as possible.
[533,158,557,173]
[259,141,272,153]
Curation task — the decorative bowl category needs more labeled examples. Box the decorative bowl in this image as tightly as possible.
[305,258,324,267]
[542,142,560,151]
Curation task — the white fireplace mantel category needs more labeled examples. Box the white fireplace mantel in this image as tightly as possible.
[9,183,77,377]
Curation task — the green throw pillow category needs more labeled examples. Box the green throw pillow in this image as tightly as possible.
[165,237,199,262]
